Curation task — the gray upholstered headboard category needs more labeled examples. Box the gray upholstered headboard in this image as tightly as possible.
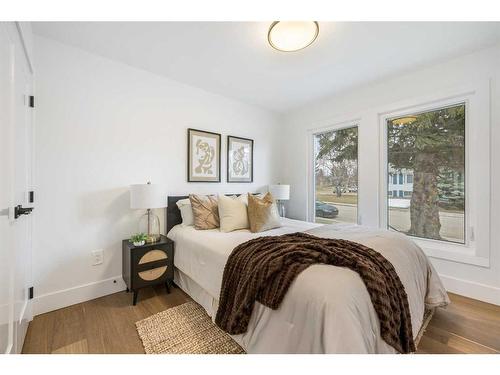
[165,193,259,234]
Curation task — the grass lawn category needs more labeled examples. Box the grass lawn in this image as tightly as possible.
[316,189,358,205]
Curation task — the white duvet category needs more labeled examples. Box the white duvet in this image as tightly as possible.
[167,218,449,353]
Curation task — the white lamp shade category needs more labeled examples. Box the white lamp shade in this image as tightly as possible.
[130,183,166,209]
[268,184,290,200]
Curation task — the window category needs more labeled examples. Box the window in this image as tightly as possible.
[399,173,403,184]
[387,103,465,244]
[392,174,397,185]
[314,126,358,224]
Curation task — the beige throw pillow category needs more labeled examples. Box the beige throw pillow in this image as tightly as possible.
[189,194,220,230]
[247,192,281,233]
[218,194,249,232]
[238,193,265,206]
[176,198,194,226]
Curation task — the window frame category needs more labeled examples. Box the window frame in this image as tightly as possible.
[378,82,491,267]
[307,119,361,224]
[387,102,467,245]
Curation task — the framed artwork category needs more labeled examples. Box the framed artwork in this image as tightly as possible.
[227,135,253,183]
[187,128,221,182]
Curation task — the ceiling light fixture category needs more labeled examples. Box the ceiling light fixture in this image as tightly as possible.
[392,116,418,126]
[268,21,319,52]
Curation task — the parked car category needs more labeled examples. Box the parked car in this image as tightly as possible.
[315,201,339,218]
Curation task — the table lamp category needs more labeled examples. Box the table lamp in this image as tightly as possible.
[268,184,290,217]
[130,181,166,243]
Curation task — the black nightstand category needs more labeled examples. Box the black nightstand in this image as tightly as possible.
[122,235,174,305]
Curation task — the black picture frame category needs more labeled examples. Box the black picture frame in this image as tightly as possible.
[187,128,221,183]
[227,135,254,183]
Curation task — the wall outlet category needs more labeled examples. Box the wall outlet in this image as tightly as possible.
[92,249,104,266]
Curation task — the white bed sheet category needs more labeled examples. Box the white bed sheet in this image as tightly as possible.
[168,218,320,300]
[168,218,449,353]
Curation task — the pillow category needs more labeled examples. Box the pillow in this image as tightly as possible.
[176,198,194,226]
[189,194,220,230]
[237,192,264,206]
[247,192,281,233]
[218,194,249,232]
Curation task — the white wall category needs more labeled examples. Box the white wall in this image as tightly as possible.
[281,44,500,305]
[33,36,282,314]
[34,34,500,312]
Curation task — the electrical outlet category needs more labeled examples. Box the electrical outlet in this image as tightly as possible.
[92,249,104,266]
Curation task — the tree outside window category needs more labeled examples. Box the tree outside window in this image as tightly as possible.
[314,126,358,224]
[387,104,465,243]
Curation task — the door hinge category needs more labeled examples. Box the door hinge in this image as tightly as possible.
[29,95,34,108]
[29,191,34,203]
[28,287,34,300]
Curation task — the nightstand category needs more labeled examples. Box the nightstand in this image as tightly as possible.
[122,235,174,305]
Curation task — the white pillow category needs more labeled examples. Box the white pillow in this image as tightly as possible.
[176,198,194,227]
[218,194,249,232]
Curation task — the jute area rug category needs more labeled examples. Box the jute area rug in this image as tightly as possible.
[136,301,434,354]
[136,302,244,354]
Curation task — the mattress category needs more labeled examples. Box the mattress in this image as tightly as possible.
[168,218,449,353]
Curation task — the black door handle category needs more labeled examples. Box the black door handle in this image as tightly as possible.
[14,205,34,219]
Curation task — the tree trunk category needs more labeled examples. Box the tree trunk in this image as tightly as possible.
[335,186,342,197]
[408,153,441,240]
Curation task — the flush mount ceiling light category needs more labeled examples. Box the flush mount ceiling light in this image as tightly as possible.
[268,21,319,52]
[392,116,418,125]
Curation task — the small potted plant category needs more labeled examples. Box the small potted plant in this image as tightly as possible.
[130,233,147,247]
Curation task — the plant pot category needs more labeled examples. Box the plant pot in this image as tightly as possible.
[133,240,145,247]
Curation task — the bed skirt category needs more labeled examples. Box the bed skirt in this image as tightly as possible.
[174,268,219,318]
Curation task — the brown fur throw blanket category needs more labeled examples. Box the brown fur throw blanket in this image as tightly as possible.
[215,232,415,353]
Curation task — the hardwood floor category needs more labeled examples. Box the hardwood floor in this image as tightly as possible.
[23,285,191,354]
[417,293,500,354]
[22,288,500,354]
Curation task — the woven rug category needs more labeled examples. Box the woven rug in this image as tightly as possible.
[136,301,244,354]
[136,301,434,354]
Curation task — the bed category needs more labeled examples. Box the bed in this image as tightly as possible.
[165,195,450,354]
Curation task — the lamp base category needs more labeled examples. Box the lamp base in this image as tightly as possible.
[145,234,161,244]
[277,200,286,218]
[139,209,161,243]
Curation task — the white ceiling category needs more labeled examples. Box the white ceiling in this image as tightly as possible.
[32,22,500,113]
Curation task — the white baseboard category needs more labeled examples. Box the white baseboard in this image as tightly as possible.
[440,274,500,306]
[34,276,126,316]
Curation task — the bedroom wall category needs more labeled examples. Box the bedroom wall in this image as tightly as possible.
[279,44,500,305]
[33,36,282,314]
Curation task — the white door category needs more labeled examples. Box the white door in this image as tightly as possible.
[0,22,34,354]
[0,22,15,356]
